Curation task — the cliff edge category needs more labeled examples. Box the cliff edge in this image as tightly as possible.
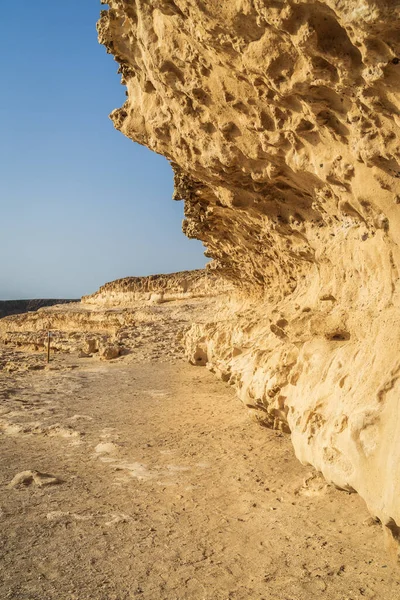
[98,0,400,550]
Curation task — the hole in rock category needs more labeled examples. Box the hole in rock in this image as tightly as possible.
[326,331,350,341]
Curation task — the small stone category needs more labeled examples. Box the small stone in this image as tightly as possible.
[99,344,120,360]
[7,470,63,489]
[82,338,98,354]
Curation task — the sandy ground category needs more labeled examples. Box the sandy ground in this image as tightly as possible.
[0,345,399,599]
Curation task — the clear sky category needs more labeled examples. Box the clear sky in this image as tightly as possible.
[0,1,206,300]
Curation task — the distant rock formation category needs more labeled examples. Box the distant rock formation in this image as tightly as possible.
[0,274,229,393]
[0,271,223,361]
[0,300,77,320]
[82,269,231,306]
[98,1,400,549]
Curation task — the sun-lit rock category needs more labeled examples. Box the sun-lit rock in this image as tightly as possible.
[99,343,121,361]
[98,0,400,546]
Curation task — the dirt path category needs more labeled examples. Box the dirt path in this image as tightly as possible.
[0,353,398,599]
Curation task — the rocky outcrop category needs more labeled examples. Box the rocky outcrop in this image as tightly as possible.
[82,269,231,306]
[0,272,223,365]
[98,1,400,547]
[0,302,128,355]
[0,271,222,348]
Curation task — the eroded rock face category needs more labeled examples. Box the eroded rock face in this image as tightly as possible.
[98,1,400,542]
[0,272,223,364]
[82,269,231,306]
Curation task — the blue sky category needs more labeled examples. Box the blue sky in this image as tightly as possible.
[0,1,206,299]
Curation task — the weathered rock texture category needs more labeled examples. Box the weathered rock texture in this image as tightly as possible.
[98,1,400,545]
[82,269,231,306]
[0,272,223,366]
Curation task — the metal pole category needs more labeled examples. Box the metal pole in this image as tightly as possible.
[47,331,51,363]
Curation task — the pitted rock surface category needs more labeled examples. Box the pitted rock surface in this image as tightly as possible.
[97,0,400,546]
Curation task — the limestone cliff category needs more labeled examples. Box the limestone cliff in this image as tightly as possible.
[98,0,400,547]
[82,269,231,306]
[0,271,223,360]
